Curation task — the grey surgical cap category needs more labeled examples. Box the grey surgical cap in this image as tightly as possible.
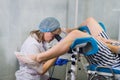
[39,17,60,32]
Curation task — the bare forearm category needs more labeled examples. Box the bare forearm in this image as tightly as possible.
[40,57,58,75]
[106,43,120,54]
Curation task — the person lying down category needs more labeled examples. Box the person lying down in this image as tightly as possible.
[15,17,120,76]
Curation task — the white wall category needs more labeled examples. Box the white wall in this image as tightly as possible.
[0,0,68,80]
[77,0,120,39]
[1,0,120,80]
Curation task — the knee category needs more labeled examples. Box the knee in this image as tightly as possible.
[86,17,95,23]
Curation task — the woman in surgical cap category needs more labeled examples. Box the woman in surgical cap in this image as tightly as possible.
[15,17,61,80]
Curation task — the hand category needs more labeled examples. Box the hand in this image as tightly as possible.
[15,51,38,65]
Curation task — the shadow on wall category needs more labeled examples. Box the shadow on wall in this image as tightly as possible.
[0,45,19,80]
[0,47,10,79]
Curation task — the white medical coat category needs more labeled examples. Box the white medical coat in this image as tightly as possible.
[15,35,49,80]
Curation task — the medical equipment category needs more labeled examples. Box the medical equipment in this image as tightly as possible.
[54,22,120,80]
[53,23,103,80]
[76,23,120,80]
[71,37,120,80]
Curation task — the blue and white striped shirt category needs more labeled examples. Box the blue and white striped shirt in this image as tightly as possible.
[86,31,120,68]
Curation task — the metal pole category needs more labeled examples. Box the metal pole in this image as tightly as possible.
[74,0,78,27]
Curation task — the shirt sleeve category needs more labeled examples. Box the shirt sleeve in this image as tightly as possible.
[23,43,41,54]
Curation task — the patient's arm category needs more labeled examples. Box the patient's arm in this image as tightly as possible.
[40,57,57,75]
[106,40,120,54]
[100,36,119,43]
[99,36,120,54]
[105,43,120,54]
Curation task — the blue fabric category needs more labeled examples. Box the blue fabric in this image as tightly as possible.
[54,58,69,66]
[39,17,60,32]
[98,22,106,32]
[72,23,120,75]
[78,22,106,34]
[78,26,90,34]
[87,64,120,74]
[70,37,98,56]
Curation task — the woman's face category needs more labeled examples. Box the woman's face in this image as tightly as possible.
[44,32,55,43]
[43,28,61,43]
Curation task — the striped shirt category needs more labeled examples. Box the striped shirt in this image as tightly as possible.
[86,31,120,68]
